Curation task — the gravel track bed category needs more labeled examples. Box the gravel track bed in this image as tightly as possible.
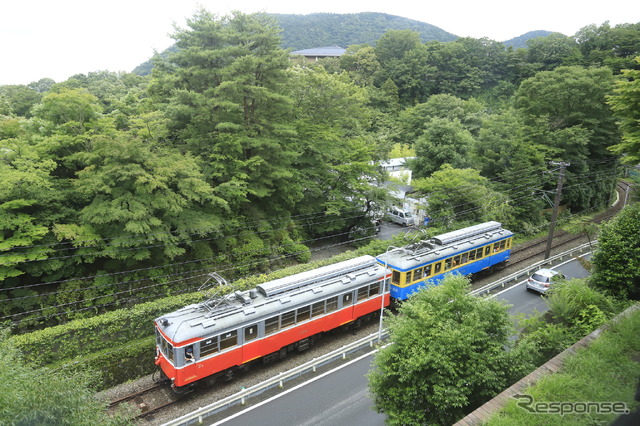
[103,185,630,423]
[100,321,381,425]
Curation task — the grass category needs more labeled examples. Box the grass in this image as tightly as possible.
[486,306,640,425]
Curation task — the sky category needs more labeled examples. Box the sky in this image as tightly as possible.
[1,0,638,86]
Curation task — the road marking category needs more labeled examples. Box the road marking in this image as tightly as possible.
[211,349,381,425]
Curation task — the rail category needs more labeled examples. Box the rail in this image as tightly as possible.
[162,330,388,426]
[470,240,596,297]
[163,242,596,425]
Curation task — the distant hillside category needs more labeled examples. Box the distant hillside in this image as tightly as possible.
[503,30,555,49]
[133,13,551,76]
[272,12,457,50]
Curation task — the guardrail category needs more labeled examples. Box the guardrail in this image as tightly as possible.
[163,330,387,426]
[164,242,596,425]
[470,240,597,297]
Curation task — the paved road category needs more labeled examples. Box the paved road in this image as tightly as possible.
[209,254,592,426]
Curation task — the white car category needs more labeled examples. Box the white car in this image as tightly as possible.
[526,268,564,294]
[385,208,414,227]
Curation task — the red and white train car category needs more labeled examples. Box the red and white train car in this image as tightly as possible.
[154,255,389,390]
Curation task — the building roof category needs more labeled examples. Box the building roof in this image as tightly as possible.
[291,46,346,57]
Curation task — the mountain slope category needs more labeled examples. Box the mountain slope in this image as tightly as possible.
[273,12,457,50]
[503,30,555,49]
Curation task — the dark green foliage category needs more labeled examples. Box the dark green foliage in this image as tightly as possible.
[575,22,640,72]
[0,330,130,425]
[515,66,620,212]
[608,57,640,165]
[591,202,640,299]
[0,84,42,117]
[517,278,623,366]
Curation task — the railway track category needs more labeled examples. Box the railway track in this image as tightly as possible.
[472,180,630,288]
[108,380,182,421]
[108,180,632,424]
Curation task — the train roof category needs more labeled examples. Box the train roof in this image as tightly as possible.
[376,221,513,271]
[155,255,384,346]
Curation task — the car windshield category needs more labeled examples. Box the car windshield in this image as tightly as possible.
[404,212,412,217]
[531,273,550,283]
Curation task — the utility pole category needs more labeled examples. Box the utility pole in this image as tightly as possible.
[544,161,570,259]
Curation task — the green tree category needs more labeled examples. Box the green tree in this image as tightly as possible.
[374,30,434,104]
[525,32,582,71]
[0,148,55,282]
[411,165,514,225]
[374,29,422,64]
[422,38,510,99]
[591,202,640,300]
[515,66,620,211]
[287,67,386,235]
[607,57,640,164]
[397,94,485,144]
[338,44,382,87]
[412,118,475,178]
[0,330,130,425]
[473,110,547,230]
[65,133,225,264]
[368,275,534,425]
[151,10,299,216]
[575,22,640,72]
[0,84,42,117]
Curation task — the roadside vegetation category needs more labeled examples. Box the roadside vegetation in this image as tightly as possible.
[368,202,640,424]
[1,7,640,422]
[486,307,640,426]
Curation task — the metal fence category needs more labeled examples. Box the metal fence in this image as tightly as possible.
[162,330,387,426]
[470,241,596,297]
[164,241,596,425]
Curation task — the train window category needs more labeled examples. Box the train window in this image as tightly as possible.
[342,293,353,306]
[166,345,174,363]
[434,262,442,274]
[220,331,238,351]
[200,336,219,357]
[445,258,452,271]
[485,246,491,256]
[499,240,506,250]
[384,278,390,292]
[507,238,512,248]
[311,301,325,317]
[453,255,461,267]
[297,305,311,322]
[391,270,401,285]
[469,250,476,261]
[160,337,174,362]
[369,283,380,297]
[357,286,368,301]
[412,267,423,282]
[461,252,469,264]
[244,324,258,342]
[476,248,484,259]
[265,316,280,335]
[281,311,296,329]
[326,296,338,313]
[424,264,432,277]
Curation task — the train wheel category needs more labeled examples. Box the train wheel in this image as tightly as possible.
[222,367,236,382]
[278,347,287,360]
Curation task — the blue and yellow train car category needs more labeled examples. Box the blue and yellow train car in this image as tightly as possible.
[376,221,513,300]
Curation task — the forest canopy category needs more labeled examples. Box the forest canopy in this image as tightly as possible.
[1,11,639,330]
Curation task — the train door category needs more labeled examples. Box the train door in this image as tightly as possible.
[242,323,261,362]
